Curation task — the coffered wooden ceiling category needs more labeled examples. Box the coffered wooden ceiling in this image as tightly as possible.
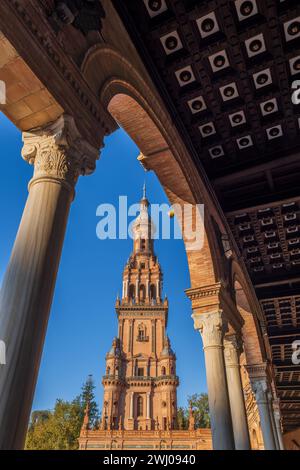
[114,0,300,431]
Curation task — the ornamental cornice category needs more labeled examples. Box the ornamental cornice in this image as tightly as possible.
[185,282,223,301]
[185,282,231,315]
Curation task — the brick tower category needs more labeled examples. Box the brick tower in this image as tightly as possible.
[101,185,179,432]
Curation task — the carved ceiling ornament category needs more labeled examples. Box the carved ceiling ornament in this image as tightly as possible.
[46,0,106,36]
[22,114,100,192]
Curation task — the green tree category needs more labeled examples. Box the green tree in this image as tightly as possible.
[187,393,210,428]
[25,375,100,449]
[26,398,83,450]
[176,406,188,430]
[80,375,99,428]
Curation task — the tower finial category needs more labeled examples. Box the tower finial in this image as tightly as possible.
[143,181,146,199]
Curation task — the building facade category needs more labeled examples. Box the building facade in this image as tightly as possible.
[78,188,212,450]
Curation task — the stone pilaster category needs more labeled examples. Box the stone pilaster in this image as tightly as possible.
[192,310,234,450]
[0,114,100,450]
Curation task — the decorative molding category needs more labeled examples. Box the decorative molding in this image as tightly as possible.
[186,282,222,301]
[22,114,100,191]
[45,0,106,36]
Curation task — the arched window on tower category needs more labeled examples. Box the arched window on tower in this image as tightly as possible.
[150,284,156,304]
[139,284,146,302]
[140,239,146,251]
[129,284,135,301]
[106,366,111,375]
[137,323,148,342]
[137,395,143,417]
[161,366,166,376]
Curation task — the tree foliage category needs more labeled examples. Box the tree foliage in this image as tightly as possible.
[188,393,210,428]
[80,374,99,428]
[176,393,210,429]
[25,376,100,450]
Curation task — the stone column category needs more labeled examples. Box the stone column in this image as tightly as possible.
[146,392,151,419]
[156,280,160,302]
[192,310,235,450]
[273,400,284,450]
[250,378,277,450]
[224,334,251,450]
[268,392,280,449]
[0,115,99,450]
[135,278,139,303]
[130,392,134,419]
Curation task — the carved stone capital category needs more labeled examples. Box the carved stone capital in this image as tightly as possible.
[245,362,268,380]
[192,310,228,349]
[250,378,268,404]
[224,334,242,367]
[22,114,100,192]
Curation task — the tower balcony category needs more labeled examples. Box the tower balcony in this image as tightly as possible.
[124,375,179,387]
[136,335,149,342]
[102,374,126,386]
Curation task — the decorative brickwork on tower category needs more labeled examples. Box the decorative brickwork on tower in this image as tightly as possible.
[78,187,211,450]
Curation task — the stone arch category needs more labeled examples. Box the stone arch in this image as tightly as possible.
[137,323,146,341]
[149,284,156,301]
[81,44,223,290]
[139,284,146,302]
[231,262,265,365]
[128,284,135,300]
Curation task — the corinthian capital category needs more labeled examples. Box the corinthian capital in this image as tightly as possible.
[251,378,268,404]
[192,310,228,349]
[22,114,100,191]
[224,333,242,367]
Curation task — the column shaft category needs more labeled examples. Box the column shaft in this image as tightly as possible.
[192,311,235,450]
[273,407,284,450]
[251,379,277,450]
[268,394,280,450]
[0,115,99,449]
[146,392,151,419]
[224,335,251,450]
[0,182,71,449]
[130,392,134,419]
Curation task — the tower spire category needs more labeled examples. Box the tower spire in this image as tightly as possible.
[143,181,146,200]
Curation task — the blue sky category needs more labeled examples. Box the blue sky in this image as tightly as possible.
[0,112,206,413]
